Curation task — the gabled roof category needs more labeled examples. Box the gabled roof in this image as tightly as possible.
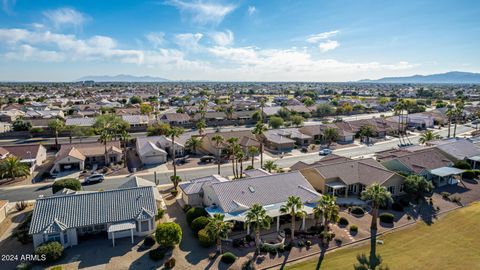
[380,148,453,174]
[433,139,480,160]
[179,174,228,195]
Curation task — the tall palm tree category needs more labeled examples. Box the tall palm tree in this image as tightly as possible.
[48,118,65,150]
[205,214,233,254]
[263,160,277,173]
[168,127,184,190]
[244,204,272,252]
[446,105,455,138]
[252,121,267,167]
[280,196,306,240]
[453,101,464,138]
[259,97,267,123]
[361,183,393,270]
[196,119,206,136]
[418,130,441,144]
[211,134,224,174]
[119,130,131,168]
[247,146,259,168]
[319,195,339,231]
[225,105,234,120]
[0,156,30,182]
[236,149,245,178]
[186,137,201,154]
[98,129,112,165]
[226,137,240,178]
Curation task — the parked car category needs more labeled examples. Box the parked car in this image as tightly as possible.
[84,174,105,184]
[319,148,332,155]
[200,155,215,163]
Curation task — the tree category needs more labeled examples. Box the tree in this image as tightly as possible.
[290,115,305,127]
[252,110,262,122]
[403,175,433,200]
[155,222,182,248]
[244,204,272,251]
[48,119,65,150]
[252,121,267,167]
[302,97,315,106]
[446,105,455,138]
[147,122,171,136]
[225,105,234,120]
[268,116,284,129]
[205,214,233,254]
[263,160,277,173]
[319,195,339,231]
[316,103,335,117]
[129,95,143,104]
[0,157,30,182]
[359,124,376,145]
[226,137,240,178]
[323,127,339,147]
[236,149,245,177]
[211,134,224,175]
[418,130,441,144]
[12,120,31,131]
[119,130,131,167]
[186,137,201,154]
[453,100,464,138]
[93,114,129,165]
[167,127,184,189]
[140,103,153,115]
[52,178,82,193]
[247,146,259,168]
[196,119,206,135]
[361,183,393,270]
[280,196,307,240]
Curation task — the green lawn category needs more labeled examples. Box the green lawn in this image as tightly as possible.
[286,203,480,270]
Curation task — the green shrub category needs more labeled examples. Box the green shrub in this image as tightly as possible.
[16,262,31,270]
[198,229,214,247]
[379,213,395,224]
[349,225,358,234]
[245,165,254,170]
[156,209,165,221]
[221,252,237,264]
[170,190,178,196]
[391,202,404,212]
[155,222,182,248]
[52,178,81,194]
[337,217,349,226]
[462,170,475,179]
[35,241,64,263]
[149,248,165,261]
[441,192,451,200]
[186,207,207,225]
[454,160,472,170]
[350,206,365,215]
[191,216,210,236]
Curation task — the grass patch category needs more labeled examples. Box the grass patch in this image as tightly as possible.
[286,202,480,270]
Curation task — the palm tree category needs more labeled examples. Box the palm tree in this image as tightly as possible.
[252,121,267,167]
[446,105,455,138]
[263,160,277,173]
[186,137,201,154]
[225,105,234,120]
[0,156,30,182]
[319,195,339,231]
[280,196,306,240]
[418,130,441,144]
[48,118,65,150]
[98,129,112,165]
[211,134,224,174]
[453,101,464,138]
[168,127,184,190]
[196,119,206,136]
[236,149,245,178]
[323,127,339,147]
[394,100,406,135]
[245,204,272,252]
[119,130,131,168]
[205,214,233,254]
[226,137,240,178]
[259,97,267,123]
[361,183,393,270]
[247,146,259,168]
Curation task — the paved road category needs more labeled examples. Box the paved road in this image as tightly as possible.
[0,124,475,202]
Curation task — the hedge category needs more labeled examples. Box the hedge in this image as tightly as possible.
[221,252,237,264]
[191,216,210,236]
[186,207,207,225]
[155,222,182,247]
[52,178,81,194]
[379,213,395,224]
[34,241,64,263]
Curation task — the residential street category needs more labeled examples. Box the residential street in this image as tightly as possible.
[0,124,475,202]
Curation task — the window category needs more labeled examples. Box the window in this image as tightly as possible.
[399,184,404,193]
[141,220,149,232]
[63,233,68,243]
[47,233,61,242]
[388,186,396,195]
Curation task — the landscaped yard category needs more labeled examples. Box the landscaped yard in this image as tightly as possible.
[286,202,480,270]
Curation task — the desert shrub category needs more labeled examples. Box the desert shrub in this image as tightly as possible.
[198,229,214,247]
[337,217,349,226]
[35,241,64,263]
[164,257,176,268]
[15,201,28,211]
[156,209,165,221]
[349,225,358,234]
[379,213,395,224]
[143,235,155,247]
[451,196,462,204]
[441,191,451,200]
[186,207,207,225]
[170,190,178,196]
[52,178,81,194]
[191,216,210,236]
[149,248,165,261]
[221,252,237,264]
[155,222,182,247]
[350,206,365,216]
[245,165,254,171]
[391,202,404,212]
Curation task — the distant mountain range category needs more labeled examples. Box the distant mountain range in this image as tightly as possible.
[359,71,480,84]
[77,74,169,82]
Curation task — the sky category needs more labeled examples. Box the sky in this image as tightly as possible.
[0,0,479,82]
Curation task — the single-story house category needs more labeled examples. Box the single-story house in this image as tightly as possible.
[158,113,191,126]
[429,138,480,169]
[200,130,260,156]
[119,176,166,209]
[0,145,47,172]
[136,136,184,165]
[178,174,229,206]
[65,117,95,127]
[299,124,355,144]
[29,186,158,248]
[243,168,271,178]
[262,130,296,152]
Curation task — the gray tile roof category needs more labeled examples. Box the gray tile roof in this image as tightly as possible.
[29,186,157,235]
[208,171,320,213]
[179,175,228,195]
[434,139,480,160]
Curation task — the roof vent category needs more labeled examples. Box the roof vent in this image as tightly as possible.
[248,186,255,193]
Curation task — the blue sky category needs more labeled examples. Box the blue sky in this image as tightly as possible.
[0,0,479,81]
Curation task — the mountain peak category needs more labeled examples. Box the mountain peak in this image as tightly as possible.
[359,71,480,84]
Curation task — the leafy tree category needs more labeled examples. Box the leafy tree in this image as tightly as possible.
[359,124,376,144]
[277,107,291,120]
[93,114,129,165]
[323,127,339,147]
[129,95,143,104]
[403,175,434,200]
[140,103,153,115]
[35,241,64,263]
[196,119,206,135]
[147,122,171,136]
[453,160,472,170]
[268,116,284,129]
[247,146,259,168]
[0,156,30,182]
[280,196,306,240]
[302,97,315,106]
[155,222,182,248]
[252,110,262,122]
[361,184,393,270]
[245,204,272,251]
[418,130,441,144]
[12,120,32,131]
[48,119,65,149]
[52,178,82,193]
[205,214,233,253]
[290,115,304,127]
[316,103,336,117]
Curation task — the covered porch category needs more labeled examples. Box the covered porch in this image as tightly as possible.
[107,221,136,247]
[468,155,480,169]
[429,167,465,187]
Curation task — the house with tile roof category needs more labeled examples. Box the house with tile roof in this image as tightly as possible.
[29,186,158,248]
[136,136,184,165]
[178,174,229,206]
[428,138,480,169]
[0,144,47,172]
[200,130,260,156]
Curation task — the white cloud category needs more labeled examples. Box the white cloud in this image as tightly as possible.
[318,40,340,52]
[306,30,340,43]
[43,8,89,29]
[247,6,257,15]
[2,0,16,14]
[174,33,203,49]
[209,30,233,46]
[166,0,236,25]
[145,32,165,48]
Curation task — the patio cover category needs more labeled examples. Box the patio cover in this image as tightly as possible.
[430,167,465,177]
[325,180,347,189]
[108,221,136,233]
[469,155,480,162]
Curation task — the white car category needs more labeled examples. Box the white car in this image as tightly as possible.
[319,149,332,155]
[84,174,105,184]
